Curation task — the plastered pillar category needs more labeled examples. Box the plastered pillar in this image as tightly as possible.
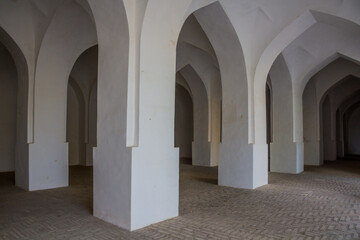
[87,0,133,231]
[322,94,338,161]
[269,55,303,173]
[117,0,195,230]
[196,4,262,189]
[303,80,321,165]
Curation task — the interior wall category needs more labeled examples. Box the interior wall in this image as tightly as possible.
[0,43,17,172]
[175,84,193,159]
[346,105,360,155]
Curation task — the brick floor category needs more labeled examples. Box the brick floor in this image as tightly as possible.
[1,159,360,239]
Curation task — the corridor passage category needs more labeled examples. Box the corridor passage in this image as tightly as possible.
[1,160,360,239]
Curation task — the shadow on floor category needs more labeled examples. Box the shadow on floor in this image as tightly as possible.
[180,157,192,165]
[304,158,360,177]
[180,162,218,185]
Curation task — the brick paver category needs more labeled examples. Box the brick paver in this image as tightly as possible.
[1,159,360,239]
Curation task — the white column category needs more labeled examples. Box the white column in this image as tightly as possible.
[303,80,321,165]
[269,55,303,173]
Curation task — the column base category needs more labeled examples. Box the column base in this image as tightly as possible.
[28,142,68,191]
[192,141,211,166]
[270,141,303,174]
[218,140,265,189]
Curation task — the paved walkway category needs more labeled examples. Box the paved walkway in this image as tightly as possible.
[1,160,360,239]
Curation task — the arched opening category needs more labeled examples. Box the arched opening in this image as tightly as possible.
[66,45,98,199]
[318,75,360,163]
[176,1,250,192]
[303,57,360,173]
[0,42,17,179]
[0,26,28,190]
[343,102,360,157]
[320,95,332,161]
[315,84,360,171]
[175,82,193,165]
[175,11,221,202]
[253,10,360,178]
[67,78,86,166]
[336,90,360,158]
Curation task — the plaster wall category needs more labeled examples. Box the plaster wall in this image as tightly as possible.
[0,0,359,231]
[87,0,132,231]
[0,43,17,172]
[128,1,195,229]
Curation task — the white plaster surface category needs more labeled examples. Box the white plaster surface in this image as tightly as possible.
[269,54,302,174]
[0,0,359,231]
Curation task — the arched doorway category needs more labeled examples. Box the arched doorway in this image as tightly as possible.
[343,102,360,157]
[175,83,193,165]
[175,7,222,196]
[0,26,28,190]
[66,46,98,192]
[0,42,17,175]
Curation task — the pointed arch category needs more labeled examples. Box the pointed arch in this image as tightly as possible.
[0,26,29,190]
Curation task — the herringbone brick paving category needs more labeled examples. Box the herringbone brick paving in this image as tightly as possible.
[1,159,360,239]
